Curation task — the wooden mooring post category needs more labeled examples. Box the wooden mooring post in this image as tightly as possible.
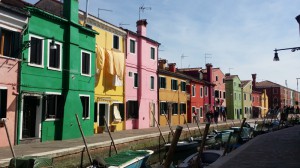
[164,126,182,168]
[103,117,118,156]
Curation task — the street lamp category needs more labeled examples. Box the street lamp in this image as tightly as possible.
[273,47,300,61]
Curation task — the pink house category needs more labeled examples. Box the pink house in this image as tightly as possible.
[123,20,160,129]
[0,0,28,147]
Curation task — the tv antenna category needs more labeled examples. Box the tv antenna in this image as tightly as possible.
[119,23,130,27]
[204,53,212,64]
[98,8,112,18]
[139,4,151,20]
[181,54,188,68]
[228,68,233,73]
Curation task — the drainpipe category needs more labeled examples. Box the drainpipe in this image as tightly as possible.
[123,32,127,130]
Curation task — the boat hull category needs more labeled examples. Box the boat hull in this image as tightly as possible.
[177,150,223,168]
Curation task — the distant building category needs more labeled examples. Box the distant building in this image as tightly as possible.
[225,74,242,119]
[241,80,252,119]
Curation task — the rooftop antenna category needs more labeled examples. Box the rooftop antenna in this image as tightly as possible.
[119,23,130,27]
[181,54,188,68]
[204,53,212,65]
[228,68,233,73]
[297,78,300,91]
[139,4,151,20]
[98,8,112,18]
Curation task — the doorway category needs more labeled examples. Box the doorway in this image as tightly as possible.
[149,102,155,127]
[21,95,42,139]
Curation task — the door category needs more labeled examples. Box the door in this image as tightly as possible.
[98,103,106,127]
[22,96,41,139]
[149,102,155,127]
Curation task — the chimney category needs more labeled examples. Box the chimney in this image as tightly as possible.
[206,63,213,82]
[136,19,147,36]
[252,74,257,88]
[225,73,230,77]
[158,59,167,69]
[63,0,78,23]
[168,63,176,73]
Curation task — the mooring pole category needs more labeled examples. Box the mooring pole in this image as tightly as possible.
[223,132,233,156]
[195,123,210,167]
[151,110,166,144]
[103,117,118,155]
[75,114,93,165]
[194,118,203,136]
[164,114,174,136]
[236,118,246,144]
[2,119,15,158]
[164,126,182,168]
[184,116,192,138]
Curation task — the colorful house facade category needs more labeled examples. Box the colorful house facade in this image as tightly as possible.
[200,64,216,114]
[0,0,28,147]
[158,60,188,126]
[225,74,242,119]
[79,12,126,132]
[178,68,213,123]
[18,0,96,143]
[123,20,160,129]
[241,80,252,119]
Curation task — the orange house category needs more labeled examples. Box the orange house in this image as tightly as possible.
[158,60,189,126]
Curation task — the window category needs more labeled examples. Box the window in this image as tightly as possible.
[81,51,91,76]
[48,41,61,70]
[126,101,139,119]
[200,87,203,97]
[29,35,43,66]
[250,95,252,101]
[150,47,155,60]
[180,103,186,114]
[273,88,278,94]
[192,85,195,97]
[223,92,226,99]
[130,39,135,53]
[160,102,168,115]
[216,76,218,81]
[134,73,138,87]
[239,94,241,100]
[0,28,20,58]
[244,94,246,100]
[235,93,237,100]
[200,107,203,118]
[205,87,208,96]
[181,81,186,92]
[0,89,7,118]
[172,103,178,115]
[45,94,63,119]
[113,35,119,49]
[171,79,178,90]
[80,95,90,119]
[159,76,166,89]
[219,91,222,98]
[150,76,155,90]
[128,72,133,77]
[215,90,219,98]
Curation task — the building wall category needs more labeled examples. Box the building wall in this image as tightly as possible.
[242,82,252,119]
[189,81,205,123]
[225,77,242,119]
[159,74,187,126]
[125,30,159,129]
[0,57,19,147]
[213,68,226,107]
[92,20,126,132]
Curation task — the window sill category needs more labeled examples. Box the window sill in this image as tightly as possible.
[28,63,44,68]
[82,117,90,120]
[45,118,60,121]
[81,73,91,77]
[48,67,62,71]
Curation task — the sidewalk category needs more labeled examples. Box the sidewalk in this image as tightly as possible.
[209,124,300,168]
[0,119,255,167]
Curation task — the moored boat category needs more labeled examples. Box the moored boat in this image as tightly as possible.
[91,150,154,168]
[177,150,224,168]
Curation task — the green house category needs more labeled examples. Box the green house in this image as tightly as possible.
[225,74,242,120]
[18,0,97,143]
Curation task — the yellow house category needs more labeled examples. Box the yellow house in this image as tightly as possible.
[158,60,189,126]
[79,13,126,132]
[241,80,253,119]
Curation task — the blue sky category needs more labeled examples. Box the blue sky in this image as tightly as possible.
[26,0,300,91]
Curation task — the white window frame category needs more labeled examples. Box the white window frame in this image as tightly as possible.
[199,106,203,118]
[47,40,62,71]
[200,87,203,98]
[44,92,62,121]
[150,47,155,60]
[80,50,91,77]
[80,94,90,119]
[192,85,196,97]
[134,72,138,88]
[129,38,136,54]
[28,34,44,68]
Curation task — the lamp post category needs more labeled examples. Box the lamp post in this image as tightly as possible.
[273,47,300,61]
